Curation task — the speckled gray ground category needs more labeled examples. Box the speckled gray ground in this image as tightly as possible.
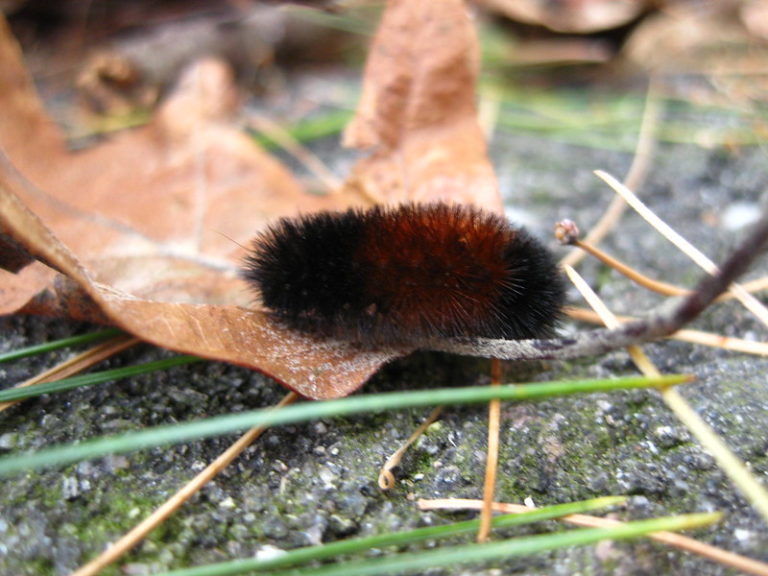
[1,77,768,576]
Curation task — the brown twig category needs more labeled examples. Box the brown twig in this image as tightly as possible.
[378,406,443,490]
[558,221,768,303]
[567,307,768,356]
[596,170,768,327]
[477,359,502,543]
[560,76,660,268]
[556,219,688,297]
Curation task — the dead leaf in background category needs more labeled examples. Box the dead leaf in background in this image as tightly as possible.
[741,0,768,41]
[0,0,497,398]
[0,15,349,307]
[343,0,502,212]
[476,0,647,33]
[623,2,768,108]
[624,2,747,73]
[0,12,395,399]
[0,173,400,400]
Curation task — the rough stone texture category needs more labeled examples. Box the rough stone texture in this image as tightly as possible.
[1,75,768,575]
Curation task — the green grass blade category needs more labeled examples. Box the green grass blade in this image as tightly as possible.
[158,496,627,576]
[250,109,354,150]
[0,374,688,477]
[283,4,379,36]
[264,513,721,576]
[0,355,203,403]
[0,328,124,363]
[253,513,718,576]
[486,84,766,151]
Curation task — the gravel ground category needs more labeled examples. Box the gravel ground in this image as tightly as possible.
[2,75,768,575]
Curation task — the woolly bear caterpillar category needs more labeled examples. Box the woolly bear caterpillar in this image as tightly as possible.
[243,203,565,344]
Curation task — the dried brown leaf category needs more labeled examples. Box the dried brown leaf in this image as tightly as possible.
[476,0,647,33]
[0,0,499,398]
[0,14,399,399]
[0,166,402,399]
[343,0,501,212]
[623,1,766,83]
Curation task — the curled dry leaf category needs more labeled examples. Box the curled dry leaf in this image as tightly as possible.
[0,0,500,398]
[0,150,401,400]
[623,2,765,80]
[0,23,322,306]
[741,0,768,41]
[0,13,404,399]
[343,0,502,212]
[476,0,648,33]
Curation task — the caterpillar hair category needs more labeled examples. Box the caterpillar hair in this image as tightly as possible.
[243,203,566,345]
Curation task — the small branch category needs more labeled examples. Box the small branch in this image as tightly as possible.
[596,170,768,327]
[556,219,688,297]
[560,76,660,268]
[566,261,768,525]
[567,307,768,357]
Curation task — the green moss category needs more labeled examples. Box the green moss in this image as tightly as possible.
[23,558,56,576]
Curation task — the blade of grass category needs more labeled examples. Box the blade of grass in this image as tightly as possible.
[248,116,341,192]
[250,513,721,576]
[249,109,354,151]
[661,388,768,524]
[0,327,124,363]
[422,498,768,576]
[0,354,202,403]
[157,497,626,576]
[284,4,379,36]
[0,333,139,412]
[489,83,763,151]
[71,392,300,576]
[0,374,689,477]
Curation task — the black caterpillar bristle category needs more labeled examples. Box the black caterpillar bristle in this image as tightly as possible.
[243,203,565,344]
